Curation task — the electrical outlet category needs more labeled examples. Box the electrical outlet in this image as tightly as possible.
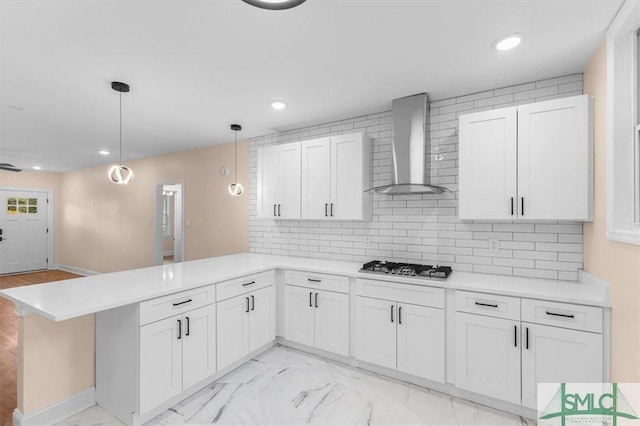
[364,236,372,248]
[489,238,500,253]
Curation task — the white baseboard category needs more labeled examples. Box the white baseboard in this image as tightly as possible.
[54,264,101,277]
[13,387,96,426]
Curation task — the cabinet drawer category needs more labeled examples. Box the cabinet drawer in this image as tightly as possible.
[522,299,602,333]
[356,278,444,309]
[455,291,520,320]
[216,270,275,302]
[139,285,215,326]
[284,270,349,293]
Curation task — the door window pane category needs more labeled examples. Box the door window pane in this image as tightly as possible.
[28,206,37,214]
[7,198,16,206]
[7,206,17,214]
[18,206,27,213]
[28,198,37,206]
[18,198,26,205]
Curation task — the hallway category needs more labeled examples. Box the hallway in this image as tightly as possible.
[0,270,81,426]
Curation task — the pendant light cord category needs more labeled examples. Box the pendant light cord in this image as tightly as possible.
[119,91,123,166]
[234,130,238,182]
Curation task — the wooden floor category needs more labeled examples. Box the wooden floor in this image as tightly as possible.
[0,270,81,426]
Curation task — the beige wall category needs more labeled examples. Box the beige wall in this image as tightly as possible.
[17,315,95,414]
[58,140,249,273]
[583,40,640,381]
[10,141,249,415]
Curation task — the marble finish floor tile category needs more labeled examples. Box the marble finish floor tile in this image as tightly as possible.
[59,346,536,425]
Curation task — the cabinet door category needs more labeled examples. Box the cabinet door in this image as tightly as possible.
[249,285,276,352]
[182,304,217,390]
[330,134,363,220]
[455,312,521,404]
[217,295,250,371]
[314,290,349,356]
[284,285,315,347]
[355,296,396,370]
[397,304,445,383]
[517,95,592,220]
[521,323,603,409]
[301,138,331,219]
[278,143,302,219]
[458,107,517,220]
[257,146,280,219]
[139,315,182,414]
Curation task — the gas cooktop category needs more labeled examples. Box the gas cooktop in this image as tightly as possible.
[359,260,452,280]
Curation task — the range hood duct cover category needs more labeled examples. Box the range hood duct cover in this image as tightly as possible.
[367,93,449,195]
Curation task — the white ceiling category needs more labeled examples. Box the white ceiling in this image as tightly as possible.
[0,0,623,173]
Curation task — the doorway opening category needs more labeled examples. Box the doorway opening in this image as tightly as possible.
[155,182,184,265]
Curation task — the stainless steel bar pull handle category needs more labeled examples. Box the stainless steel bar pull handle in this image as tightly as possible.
[330,203,334,217]
[278,204,281,217]
[309,292,313,307]
[514,325,517,347]
[510,197,514,216]
[173,299,192,307]
[390,305,394,323]
[398,306,402,325]
[325,203,328,217]
[251,295,255,311]
[525,327,529,350]
[246,297,250,313]
[274,204,277,217]
[242,281,256,287]
[177,319,182,340]
[521,197,525,216]
[307,278,321,283]
[185,317,190,336]
[315,292,318,308]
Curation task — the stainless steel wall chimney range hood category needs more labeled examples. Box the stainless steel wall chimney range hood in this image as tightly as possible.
[367,93,449,195]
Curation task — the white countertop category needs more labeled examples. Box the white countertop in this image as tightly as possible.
[0,253,610,321]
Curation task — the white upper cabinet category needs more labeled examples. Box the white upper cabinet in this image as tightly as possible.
[330,133,372,220]
[459,107,517,220]
[257,143,301,219]
[517,96,592,220]
[302,133,373,220]
[459,94,593,221]
[301,138,332,220]
[259,132,372,221]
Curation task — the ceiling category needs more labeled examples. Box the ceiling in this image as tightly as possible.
[0,0,623,173]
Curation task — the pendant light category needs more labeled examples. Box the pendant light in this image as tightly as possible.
[228,124,243,196]
[108,81,134,185]
[241,0,306,10]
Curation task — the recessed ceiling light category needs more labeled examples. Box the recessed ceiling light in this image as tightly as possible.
[32,165,42,170]
[271,100,287,110]
[98,149,110,156]
[494,34,523,51]
[241,0,306,10]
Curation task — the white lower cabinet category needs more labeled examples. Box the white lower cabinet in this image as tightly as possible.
[284,285,349,356]
[217,285,275,371]
[139,314,183,414]
[139,303,217,414]
[355,295,445,383]
[454,312,521,404]
[521,322,603,409]
[454,291,604,408]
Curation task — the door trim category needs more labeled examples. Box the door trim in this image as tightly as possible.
[0,186,54,272]
[154,181,184,265]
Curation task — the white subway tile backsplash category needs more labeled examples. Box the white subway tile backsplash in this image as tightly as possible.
[249,74,584,281]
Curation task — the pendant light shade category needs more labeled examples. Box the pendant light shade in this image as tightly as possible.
[228,124,244,196]
[109,81,134,185]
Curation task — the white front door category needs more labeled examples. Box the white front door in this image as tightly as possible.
[0,190,49,274]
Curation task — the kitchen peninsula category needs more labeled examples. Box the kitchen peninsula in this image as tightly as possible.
[0,253,610,426]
